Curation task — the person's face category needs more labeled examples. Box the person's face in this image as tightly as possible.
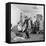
[25,17,28,19]
[36,17,40,22]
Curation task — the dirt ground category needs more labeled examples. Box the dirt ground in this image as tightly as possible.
[11,31,44,42]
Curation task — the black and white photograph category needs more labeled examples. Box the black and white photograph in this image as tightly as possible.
[6,3,45,43]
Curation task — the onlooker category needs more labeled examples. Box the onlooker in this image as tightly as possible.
[33,14,40,34]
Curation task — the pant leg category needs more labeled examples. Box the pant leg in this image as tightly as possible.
[25,31,29,38]
[24,26,29,38]
[33,26,36,34]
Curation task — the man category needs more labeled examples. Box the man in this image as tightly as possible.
[30,17,33,29]
[33,15,40,34]
[34,20,40,34]
[22,16,30,39]
[29,17,33,34]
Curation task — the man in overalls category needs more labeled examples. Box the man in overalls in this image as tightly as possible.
[22,16,30,39]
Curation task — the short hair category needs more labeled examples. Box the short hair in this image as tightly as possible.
[37,14,42,17]
[25,16,28,18]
